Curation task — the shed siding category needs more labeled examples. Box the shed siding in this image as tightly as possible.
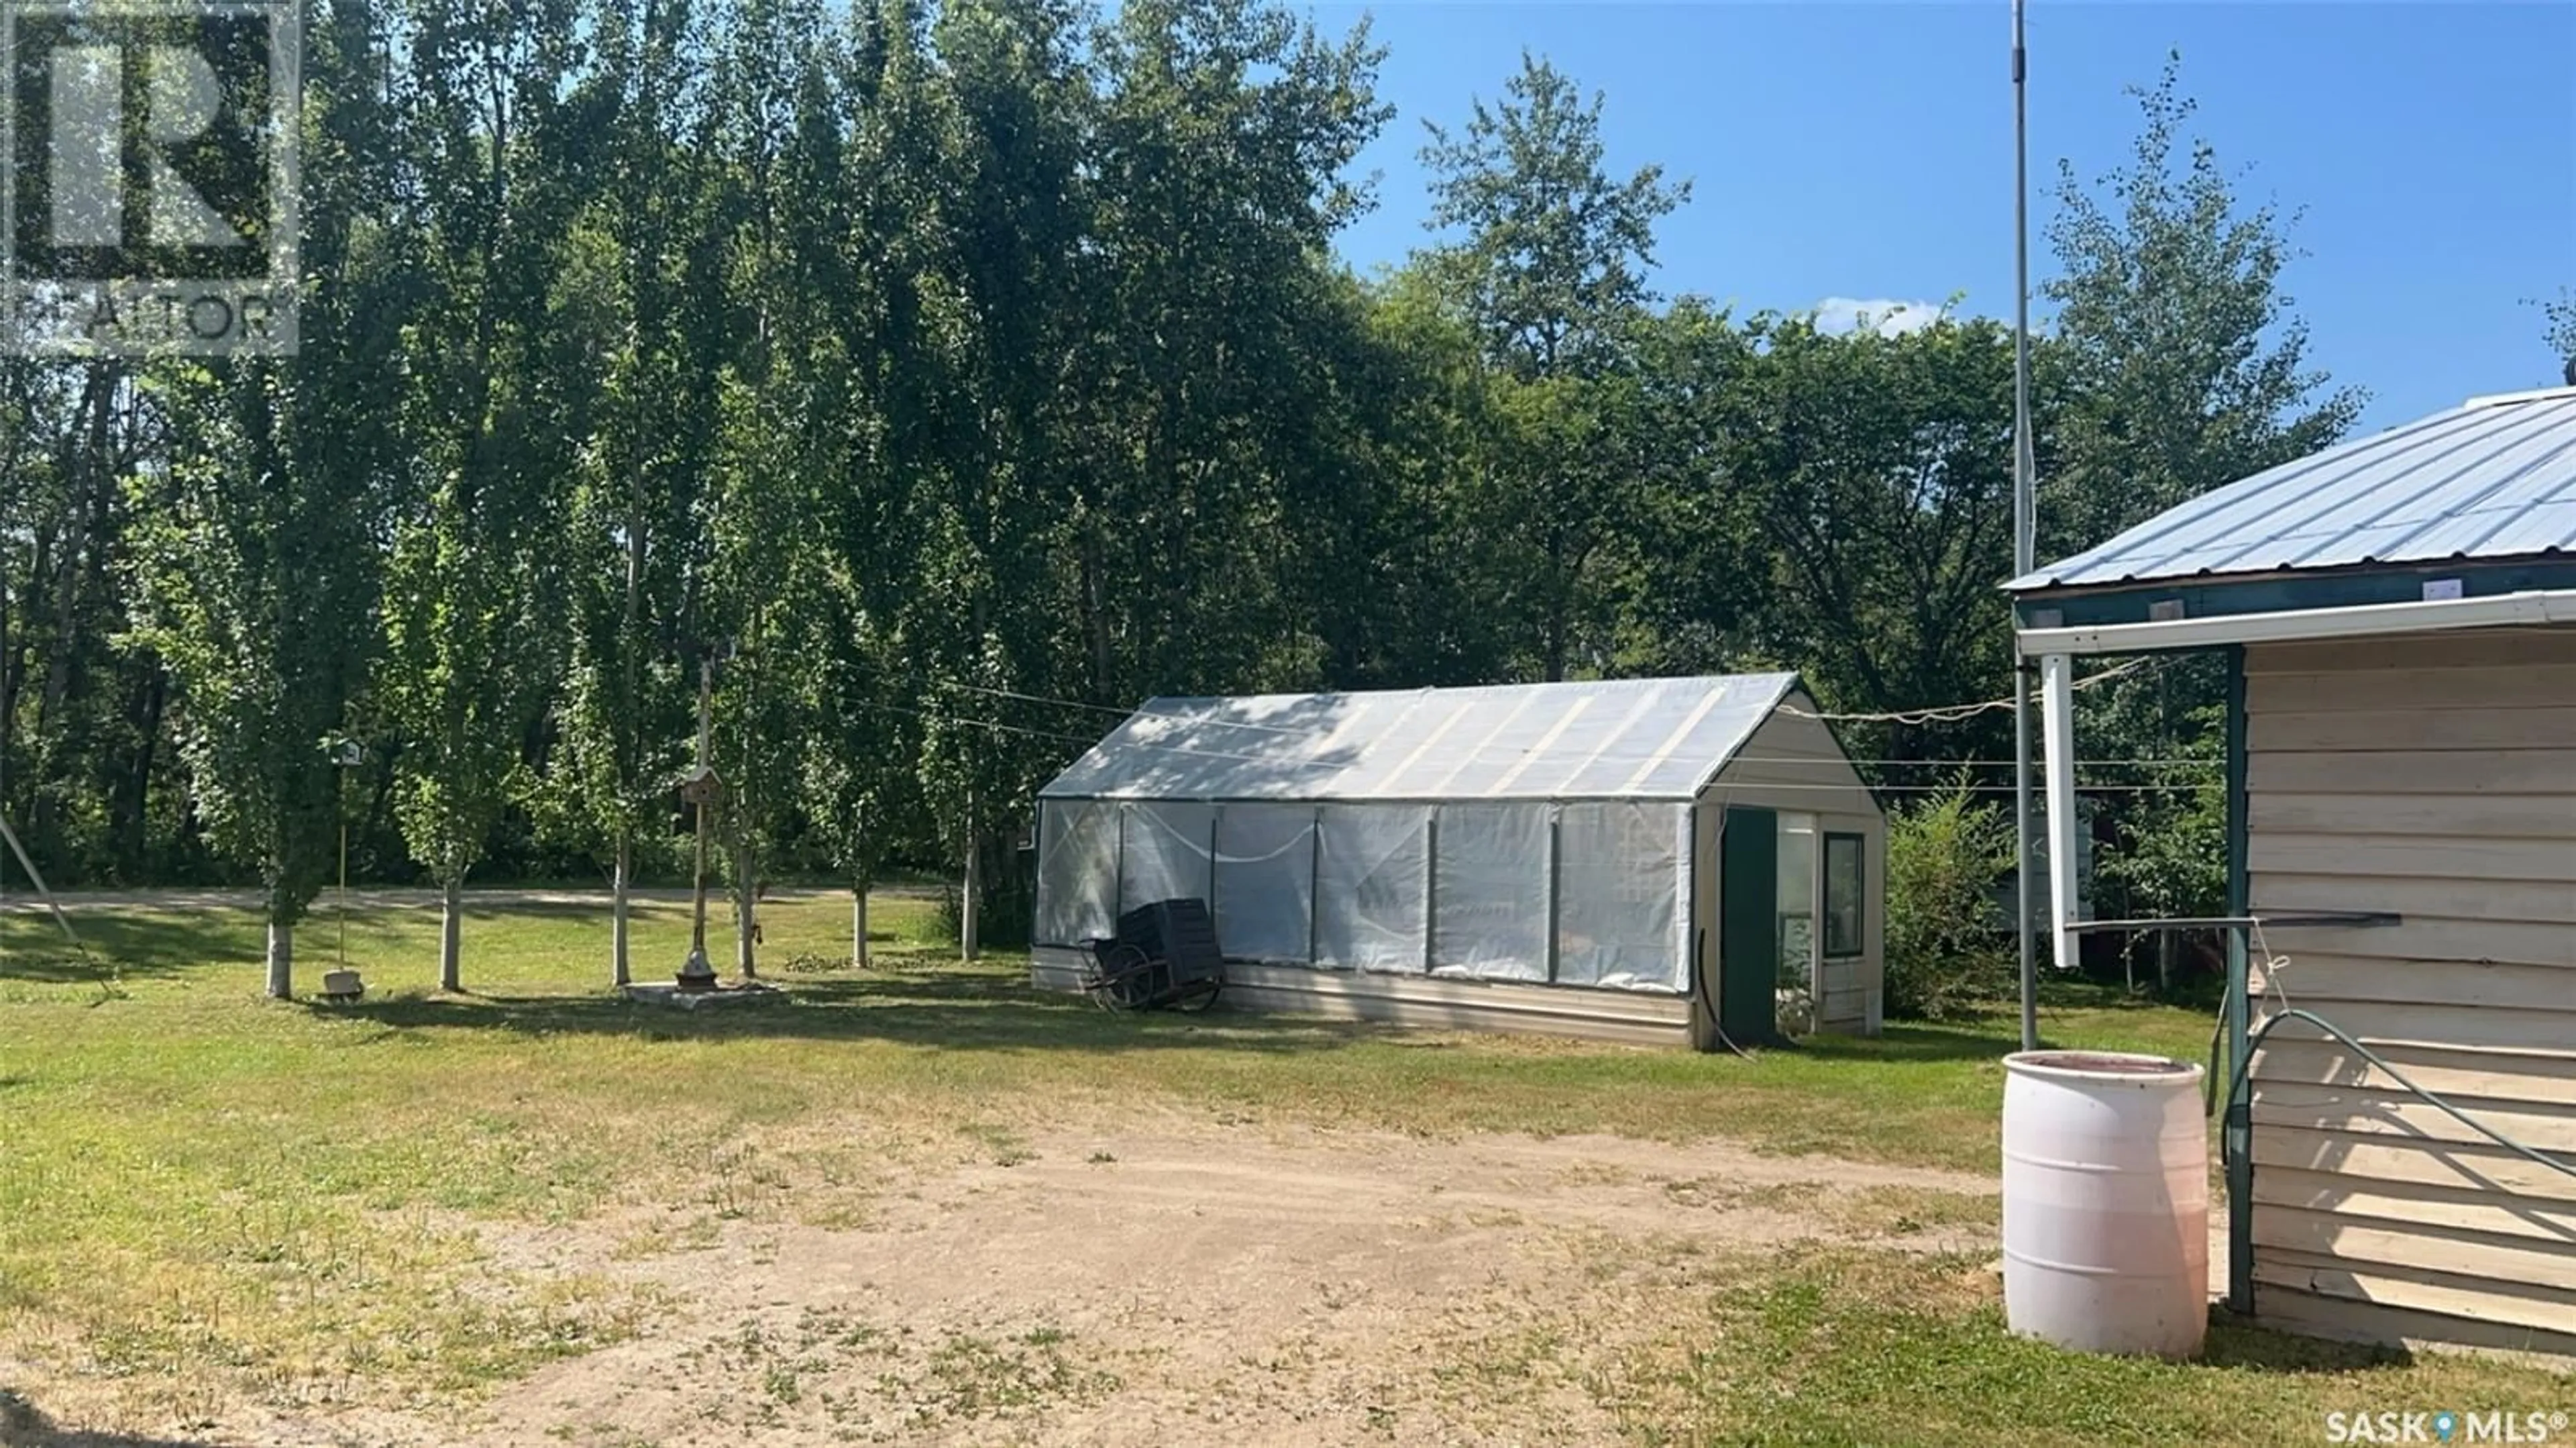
[1700,696,1879,818]
[1701,697,1885,1036]
[2243,630,2576,1354]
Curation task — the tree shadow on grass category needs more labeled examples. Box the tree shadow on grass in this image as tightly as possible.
[1794,1023,2023,1066]
[0,911,268,984]
[303,966,1417,1058]
[2037,975,2224,1015]
[301,964,2096,1069]
[0,954,125,987]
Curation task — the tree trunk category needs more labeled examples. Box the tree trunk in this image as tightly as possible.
[610,833,631,987]
[852,879,868,970]
[439,874,462,992]
[116,665,163,874]
[265,919,292,999]
[961,835,981,962]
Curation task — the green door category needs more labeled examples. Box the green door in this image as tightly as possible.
[1717,805,1778,1046]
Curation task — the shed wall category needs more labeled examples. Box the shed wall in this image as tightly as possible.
[1699,699,1885,1036]
[2243,628,2576,1355]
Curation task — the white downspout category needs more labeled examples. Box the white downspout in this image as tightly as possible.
[2039,652,2079,971]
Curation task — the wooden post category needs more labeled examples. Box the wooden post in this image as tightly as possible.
[677,656,716,988]
[735,847,757,979]
[1305,807,1322,964]
[337,780,350,969]
[1421,807,1438,971]
[692,659,712,959]
[961,835,981,962]
[852,805,869,970]
[961,794,981,962]
[610,834,631,987]
[1544,807,1560,983]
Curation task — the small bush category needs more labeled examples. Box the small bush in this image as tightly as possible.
[2092,735,2226,997]
[1885,777,2017,1020]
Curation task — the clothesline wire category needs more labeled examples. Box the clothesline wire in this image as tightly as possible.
[1776,658,2153,725]
[945,660,2165,738]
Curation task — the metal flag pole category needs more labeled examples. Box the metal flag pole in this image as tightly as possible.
[2011,0,2040,1053]
[338,772,349,966]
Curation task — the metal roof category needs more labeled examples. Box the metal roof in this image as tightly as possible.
[1037,673,1803,803]
[2008,386,2576,592]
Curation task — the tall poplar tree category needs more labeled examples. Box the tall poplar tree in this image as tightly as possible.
[382,0,586,989]
[124,0,405,994]
[557,0,722,985]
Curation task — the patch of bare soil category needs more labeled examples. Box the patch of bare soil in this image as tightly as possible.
[19,1123,2000,1447]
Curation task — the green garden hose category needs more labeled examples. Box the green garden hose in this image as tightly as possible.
[2211,1002,2576,1182]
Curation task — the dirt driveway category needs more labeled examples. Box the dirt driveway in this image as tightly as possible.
[159,1119,2000,1448]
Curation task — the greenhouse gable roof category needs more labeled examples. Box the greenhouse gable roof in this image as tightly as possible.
[1037,673,1803,803]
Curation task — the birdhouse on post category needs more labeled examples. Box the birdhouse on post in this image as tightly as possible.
[679,764,724,808]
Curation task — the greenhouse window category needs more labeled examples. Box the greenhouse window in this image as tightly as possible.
[1823,832,1864,959]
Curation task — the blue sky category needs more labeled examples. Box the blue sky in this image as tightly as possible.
[1309,1,2576,433]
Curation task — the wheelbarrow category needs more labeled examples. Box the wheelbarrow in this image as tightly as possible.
[1081,897,1224,1013]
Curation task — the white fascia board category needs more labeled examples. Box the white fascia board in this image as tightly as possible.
[2016,589,2576,656]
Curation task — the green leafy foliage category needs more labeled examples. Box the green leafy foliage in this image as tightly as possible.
[1884,779,2019,1021]
[2540,288,2576,379]
[3,32,2359,980]
[2091,701,2228,994]
[1419,52,1686,680]
[2041,54,2363,556]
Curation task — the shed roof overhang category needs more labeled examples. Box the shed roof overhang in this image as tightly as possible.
[2016,578,2576,656]
[2007,384,2576,652]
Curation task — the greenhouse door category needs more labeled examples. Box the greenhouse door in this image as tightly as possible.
[1718,805,1778,1045]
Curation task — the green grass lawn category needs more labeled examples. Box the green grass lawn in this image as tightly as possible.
[0,892,2564,1444]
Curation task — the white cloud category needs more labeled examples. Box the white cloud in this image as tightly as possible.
[1810,297,1944,338]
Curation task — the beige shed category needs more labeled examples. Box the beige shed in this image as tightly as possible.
[2010,384,2576,1357]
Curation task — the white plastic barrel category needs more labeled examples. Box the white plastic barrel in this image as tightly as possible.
[2001,1049,2210,1359]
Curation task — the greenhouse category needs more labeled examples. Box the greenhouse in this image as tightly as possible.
[1028,673,1885,1047]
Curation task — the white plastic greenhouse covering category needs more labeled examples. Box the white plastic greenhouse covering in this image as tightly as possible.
[1030,674,1795,995]
[1033,797,1690,990]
